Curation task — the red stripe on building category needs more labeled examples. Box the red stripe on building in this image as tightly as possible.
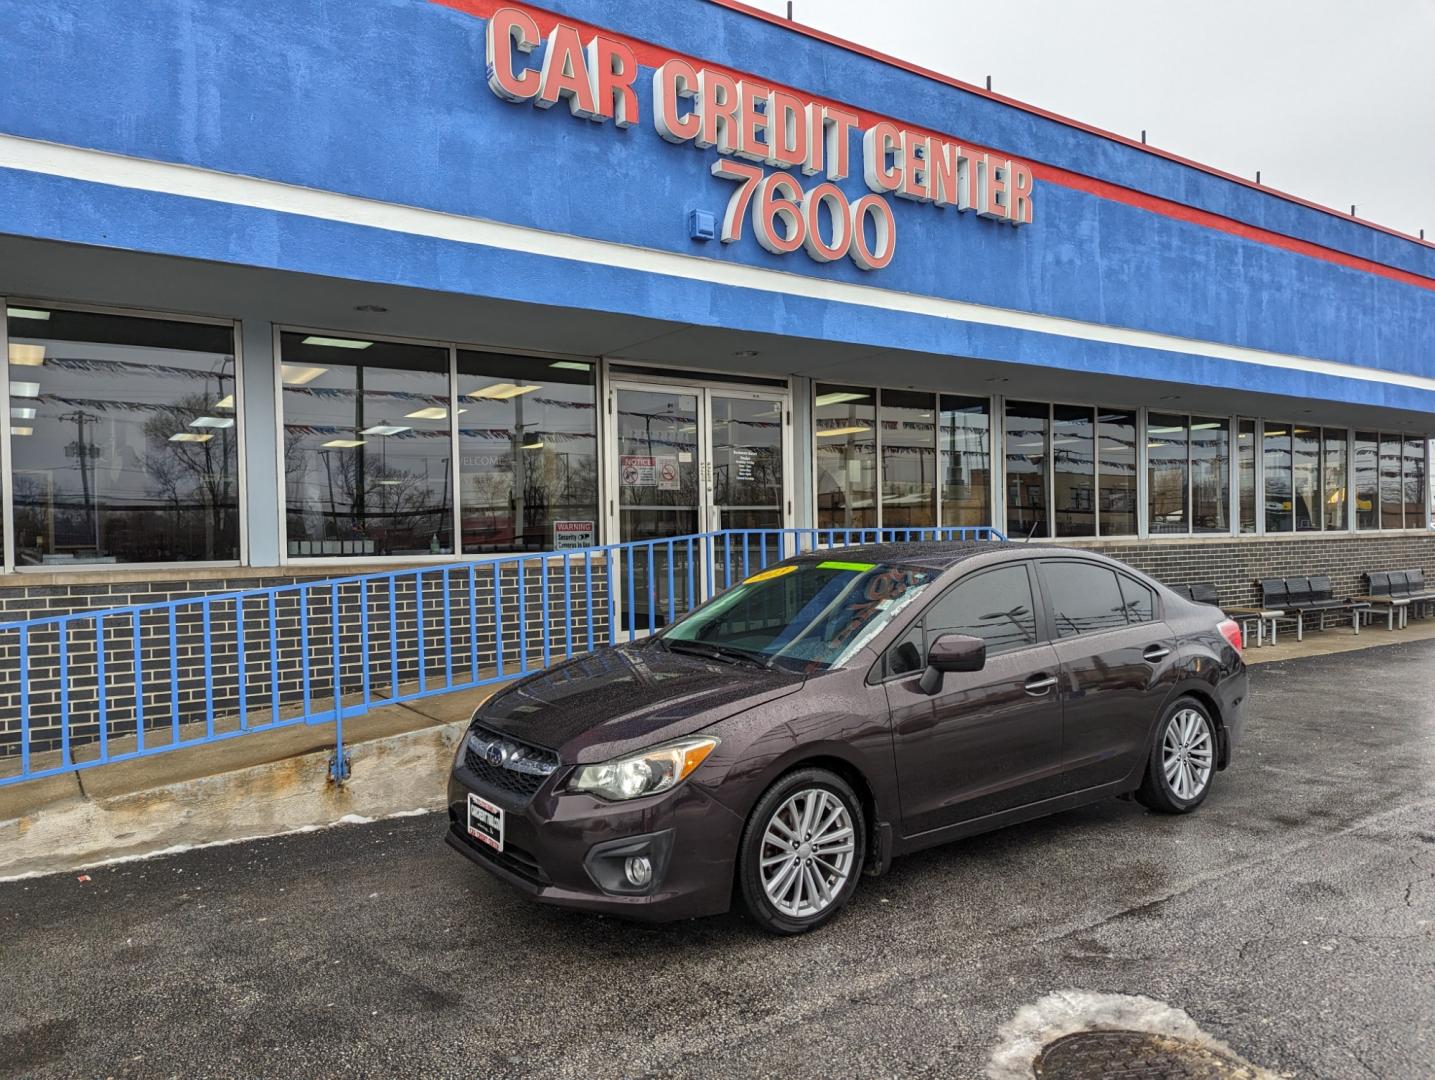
[431,0,1435,294]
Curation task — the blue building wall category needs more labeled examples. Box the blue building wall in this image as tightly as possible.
[0,0,1431,411]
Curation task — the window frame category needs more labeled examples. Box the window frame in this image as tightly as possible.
[1,296,246,574]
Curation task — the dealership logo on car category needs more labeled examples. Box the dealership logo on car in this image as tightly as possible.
[483,6,1034,270]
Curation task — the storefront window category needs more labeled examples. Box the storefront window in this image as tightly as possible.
[7,306,239,565]
[938,396,990,528]
[1004,401,1048,539]
[1291,425,1320,532]
[1262,423,1292,532]
[1404,437,1426,530]
[1237,419,1257,533]
[456,352,598,553]
[1191,417,1230,533]
[1147,413,1188,534]
[879,390,935,529]
[1323,429,1347,531]
[1379,434,1403,529]
[1051,405,1095,538]
[1354,432,1379,530]
[281,333,452,557]
[815,384,876,530]
[1097,410,1137,536]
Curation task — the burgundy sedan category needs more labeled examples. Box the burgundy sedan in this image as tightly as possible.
[446,543,1247,934]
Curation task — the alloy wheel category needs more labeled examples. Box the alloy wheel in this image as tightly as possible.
[1162,708,1214,801]
[759,788,856,919]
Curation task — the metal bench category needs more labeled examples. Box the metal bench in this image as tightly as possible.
[1357,572,1414,630]
[1259,577,1368,642]
[1173,582,1278,646]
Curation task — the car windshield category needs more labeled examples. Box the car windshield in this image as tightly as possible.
[660,559,935,673]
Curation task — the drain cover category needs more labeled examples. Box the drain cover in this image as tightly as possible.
[1034,1030,1260,1079]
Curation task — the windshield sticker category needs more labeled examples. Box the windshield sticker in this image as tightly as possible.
[744,565,798,584]
[818,560,876,572]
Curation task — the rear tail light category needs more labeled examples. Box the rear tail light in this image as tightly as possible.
[1217,618,1243,655]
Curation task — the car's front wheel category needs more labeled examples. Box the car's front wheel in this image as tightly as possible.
[1136,697,1218,814]
[738,768,866,935]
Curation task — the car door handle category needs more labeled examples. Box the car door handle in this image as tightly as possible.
[1024,674,1058,696]
[1143,645,1172,662]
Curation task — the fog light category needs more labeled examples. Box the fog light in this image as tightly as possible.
[624,856,653,887]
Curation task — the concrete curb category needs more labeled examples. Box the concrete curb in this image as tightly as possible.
[0,720,467,880]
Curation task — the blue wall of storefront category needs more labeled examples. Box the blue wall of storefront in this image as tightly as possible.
[0,0,1432,410]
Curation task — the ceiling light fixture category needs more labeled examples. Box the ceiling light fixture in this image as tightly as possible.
[8,344,45,366]
[215,394,235,410]
[280,365,327,385]
[301,336,372,349]
[405,407,449,420]
[6,307,50,321]
[11,406,36,420]
[190,416,235,429]
[816,425,872,438]
[321,438,367,449]
[361,424,412,437]
[814,391,870,407]
[170,432,213,443]
[468,383,542,400]
[10,381,39,398]
[522,440,546,450]
[550,361,592,372]
[11,425,33,436]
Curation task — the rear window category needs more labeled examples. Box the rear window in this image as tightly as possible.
[1118,575,1156,622]
[1042,562,1130,638]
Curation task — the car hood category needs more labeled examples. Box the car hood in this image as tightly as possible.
[473,640,807,763]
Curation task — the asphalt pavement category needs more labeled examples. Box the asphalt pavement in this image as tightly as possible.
[2,642,1433,1079]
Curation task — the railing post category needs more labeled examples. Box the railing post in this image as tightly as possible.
[330,581,350,784]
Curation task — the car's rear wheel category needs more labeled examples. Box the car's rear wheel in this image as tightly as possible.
[1136,697,1217,814]
[738,768,866,935]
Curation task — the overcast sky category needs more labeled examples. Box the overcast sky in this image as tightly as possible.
[741,0,1435,241]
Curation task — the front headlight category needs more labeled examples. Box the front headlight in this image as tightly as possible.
[569,737,720,802]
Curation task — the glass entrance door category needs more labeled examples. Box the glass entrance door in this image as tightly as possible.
[609,381,790,631]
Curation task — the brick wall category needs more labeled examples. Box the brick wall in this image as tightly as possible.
[1081,531,1435,607]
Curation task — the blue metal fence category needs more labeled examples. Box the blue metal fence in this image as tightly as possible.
[0,526,1002,788]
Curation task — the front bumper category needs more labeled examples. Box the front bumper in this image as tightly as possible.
[446,755,743,922]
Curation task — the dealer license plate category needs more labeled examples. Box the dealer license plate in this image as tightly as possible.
[466,792,504,853]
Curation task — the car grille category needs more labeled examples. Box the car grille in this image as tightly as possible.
[449,813,550,885]
[462,725,560,801]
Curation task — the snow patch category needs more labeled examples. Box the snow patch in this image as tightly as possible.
[985,990,1279,1079]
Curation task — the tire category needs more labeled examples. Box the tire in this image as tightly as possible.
[1136,696,1218,814]
[738,767,867,935]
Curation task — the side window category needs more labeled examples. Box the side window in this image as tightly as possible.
[1043,562,1129,638]
[1117,574,1156,623]
[925,565,1039,657]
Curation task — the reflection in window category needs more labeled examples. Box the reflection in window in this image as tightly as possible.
[456,352,597,553]
[281,333,453,557]
[1191,417,1230,533]
[1097,410,1137,537]
[1263,423,1292,532]
[1118,575,1155,622]
[1051,405,1095,538]
[1354,432,1378,530]
[1043,562,1129,638]
[1147,413,1188,534]
[925,564,1037,656]
[938,396,990,528]
[1292,425,1320,532]
[815,384,876,530]
[1404,437,1426,531]
[880,390,936,529]
[1323,429,1347,531]
[1005,401,1048,540]
[1237,419,1257,533]
[1380,435,1403,529]
[7,307,238,565]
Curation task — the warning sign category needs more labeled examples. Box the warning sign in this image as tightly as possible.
[553,520,595,550]
[620,455,656,486]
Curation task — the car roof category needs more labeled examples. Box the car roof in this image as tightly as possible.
[792,541,1130,573]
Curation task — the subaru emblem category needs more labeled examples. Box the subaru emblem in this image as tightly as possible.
[484,742,506,768]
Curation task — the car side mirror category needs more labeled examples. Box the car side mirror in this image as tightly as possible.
[918,634,986,695]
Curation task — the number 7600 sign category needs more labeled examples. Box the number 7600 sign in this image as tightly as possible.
[712,161,896,271]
